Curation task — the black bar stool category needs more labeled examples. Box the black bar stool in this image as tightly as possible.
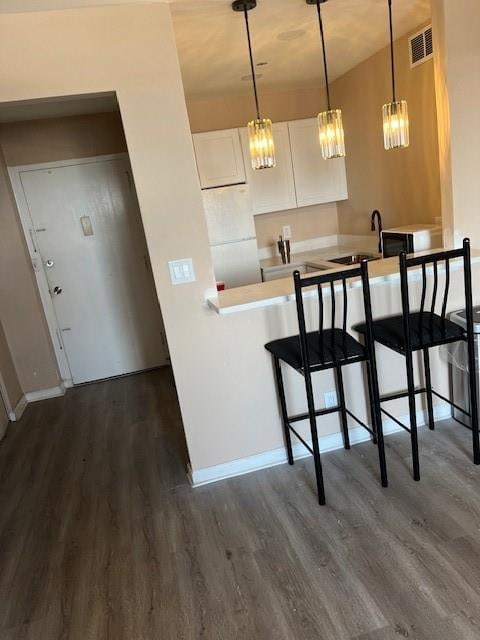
[265,261,388,505]
[354,238,479,481]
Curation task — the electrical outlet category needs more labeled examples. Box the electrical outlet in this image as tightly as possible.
[282,225,292,240]
[324,390,338,408]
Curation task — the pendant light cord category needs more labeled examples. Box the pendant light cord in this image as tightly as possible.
[243,6,261,121]
[316,0,331,111]
[388,0,396,102]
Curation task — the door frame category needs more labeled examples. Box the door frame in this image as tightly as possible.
[9,153,129,386]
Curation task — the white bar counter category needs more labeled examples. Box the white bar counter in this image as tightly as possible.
[208,248,480,315]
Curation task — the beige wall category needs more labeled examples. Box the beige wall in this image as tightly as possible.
[333,26,441,235]
[431,0,480,249]
[255,203,338,249]
[0,148,60,393]
[187,87,322,134]
[0,318,22,411]
[0,112,126,167]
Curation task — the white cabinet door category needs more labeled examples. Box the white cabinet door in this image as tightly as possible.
[239,122,297,215]
[193,128,246,189]
[288,118,348,208]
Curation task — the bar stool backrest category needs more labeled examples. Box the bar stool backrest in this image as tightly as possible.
[293,262,376,372]
[399,238,475,349]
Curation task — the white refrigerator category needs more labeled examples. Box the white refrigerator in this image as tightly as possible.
[202,184,261,288]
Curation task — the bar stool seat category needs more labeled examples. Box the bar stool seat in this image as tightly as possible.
[355,312,465,354]
[265,329,366,373]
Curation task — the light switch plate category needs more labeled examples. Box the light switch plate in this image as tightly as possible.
[282,225,292,240]
[168,258,196,285]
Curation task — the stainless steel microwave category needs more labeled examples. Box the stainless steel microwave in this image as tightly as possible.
[381,225,442,258]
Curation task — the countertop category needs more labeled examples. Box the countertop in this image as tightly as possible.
[208,247,480,315]
[259,245,381,271]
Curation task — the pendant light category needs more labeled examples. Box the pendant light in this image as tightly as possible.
[233,0,276,170]
[307,0,345,160]
[383,0,409,150]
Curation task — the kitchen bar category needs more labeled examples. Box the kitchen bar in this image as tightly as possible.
[208,248,480,315]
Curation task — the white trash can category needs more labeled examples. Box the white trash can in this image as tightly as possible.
[448,308,480,426]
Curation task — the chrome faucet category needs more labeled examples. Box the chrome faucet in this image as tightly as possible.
[371,210,383,255]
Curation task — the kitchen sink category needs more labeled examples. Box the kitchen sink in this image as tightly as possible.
[328,253,379,266]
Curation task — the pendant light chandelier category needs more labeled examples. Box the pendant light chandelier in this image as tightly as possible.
[383,0,409,149]
[307,0,345,160]
[233,0,276,170]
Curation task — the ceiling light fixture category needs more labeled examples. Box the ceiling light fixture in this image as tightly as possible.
[307,0,345,160]
[233,0,276,170]
[383,0,409,150]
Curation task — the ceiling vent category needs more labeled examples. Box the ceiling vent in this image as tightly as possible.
[409,25,433,68]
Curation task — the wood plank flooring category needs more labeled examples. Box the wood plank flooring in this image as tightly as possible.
[1,368,480,639]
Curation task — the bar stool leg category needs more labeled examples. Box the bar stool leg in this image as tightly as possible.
[365,361,378,445]
[423,348,435,431]
[367,355,388,488]
[466,335,480,465]
[273,357,294,465]
[335,366,350,450]
[405,350,420,481]
[303,370,326,505]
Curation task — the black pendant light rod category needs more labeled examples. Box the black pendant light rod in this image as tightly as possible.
[388,0,396,102]
[316,0,332,111]
[243,4,261,121]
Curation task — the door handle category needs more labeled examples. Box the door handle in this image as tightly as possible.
[51,286,63,295]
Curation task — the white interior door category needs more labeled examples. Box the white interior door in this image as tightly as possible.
[19,157,168,384]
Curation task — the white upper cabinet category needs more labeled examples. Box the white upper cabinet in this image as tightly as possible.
[193,128,246,189]
[239,122,297,216]
[288,118,348,208]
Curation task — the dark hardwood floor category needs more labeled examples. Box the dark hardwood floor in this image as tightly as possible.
[1,368,480,639]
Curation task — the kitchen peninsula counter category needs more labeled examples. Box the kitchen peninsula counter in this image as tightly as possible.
[208,248,480,315]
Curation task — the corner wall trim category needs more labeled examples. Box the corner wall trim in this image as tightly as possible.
[25,384,66,404]
[189,403,451,487]
[10,395,28,422]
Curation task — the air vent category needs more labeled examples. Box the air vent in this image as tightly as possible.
[409,25,433,68]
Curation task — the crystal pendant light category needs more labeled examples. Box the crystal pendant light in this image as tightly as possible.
[307,0,345,160]
[383,0,409,150]
[233,0,275,170]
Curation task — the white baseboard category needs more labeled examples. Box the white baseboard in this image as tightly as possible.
[25,383,66,403]
[258,235,338,261]
[10,395,28,422]
[189,403,451,487]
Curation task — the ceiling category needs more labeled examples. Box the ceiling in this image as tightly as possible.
[171,0,431,98]
[0,0,165,12]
